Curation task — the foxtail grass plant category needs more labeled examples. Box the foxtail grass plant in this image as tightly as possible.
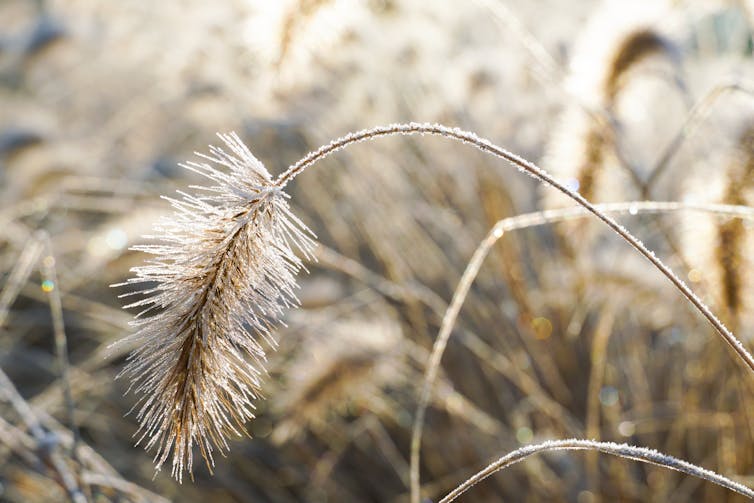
[117,123,754,501]
[543,1,677,210]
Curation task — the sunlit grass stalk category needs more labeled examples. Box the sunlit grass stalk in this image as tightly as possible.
[273,122,754,502]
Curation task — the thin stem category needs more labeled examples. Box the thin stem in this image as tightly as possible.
[0,235,44,327]
[643,79,754,196]
[0,368,86,503]
[472,0,560,84]
[280,123,754,503]
[439,439,754,502]
[39,232,81,465]
[81,472,170,503]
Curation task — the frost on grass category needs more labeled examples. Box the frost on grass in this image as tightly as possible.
[441,438,754,502]
[114,132,316,481]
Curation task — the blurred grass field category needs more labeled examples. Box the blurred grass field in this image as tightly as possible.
[2,0,754,501]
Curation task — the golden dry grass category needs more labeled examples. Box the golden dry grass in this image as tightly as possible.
[2,0,754,501]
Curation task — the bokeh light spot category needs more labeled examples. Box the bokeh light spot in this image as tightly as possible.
[531,317,552,340]
[106,228,128,250]
[516,426,533,444]
[599,386,619,406]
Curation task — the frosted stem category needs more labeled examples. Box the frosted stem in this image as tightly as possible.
[279,123,754,503]
[440,439,754,502]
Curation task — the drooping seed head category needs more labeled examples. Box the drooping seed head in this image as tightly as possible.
[114,132,316,481]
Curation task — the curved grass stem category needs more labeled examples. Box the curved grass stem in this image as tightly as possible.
[439,438,754,502]
[282,123,754,503]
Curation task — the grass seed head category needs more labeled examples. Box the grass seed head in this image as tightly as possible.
[115,132,316,481]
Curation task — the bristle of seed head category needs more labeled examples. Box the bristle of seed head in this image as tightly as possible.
[113,132,316,482]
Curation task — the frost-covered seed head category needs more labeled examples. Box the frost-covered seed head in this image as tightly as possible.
[114,132,316,481]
